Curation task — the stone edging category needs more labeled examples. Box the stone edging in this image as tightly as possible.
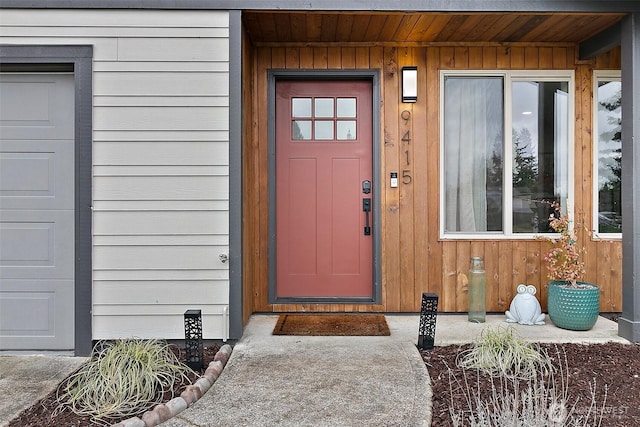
[111,344,233,427]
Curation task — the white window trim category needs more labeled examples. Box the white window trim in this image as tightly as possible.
[439,69,575,240]
[592,70,622,240]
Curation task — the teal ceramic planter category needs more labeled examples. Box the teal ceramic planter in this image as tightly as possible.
[547,281,600,331]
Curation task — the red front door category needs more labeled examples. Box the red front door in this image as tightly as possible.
[275,80,373,298]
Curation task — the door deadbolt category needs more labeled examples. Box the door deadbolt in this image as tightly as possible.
[362,180,371,194]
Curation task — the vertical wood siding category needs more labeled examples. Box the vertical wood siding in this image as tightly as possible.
[1,10,231,339]
[245,43,622,315]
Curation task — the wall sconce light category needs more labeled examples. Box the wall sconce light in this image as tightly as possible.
[402,66,418,103]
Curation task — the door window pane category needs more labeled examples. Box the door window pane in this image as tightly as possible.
[315,121,334,140]
[292,120,312,140]
[337,121,356,140]
[444,77,504,233]
[292,98,312,117]
[512,81,569,233]
[315,98,334,118]
[596,79,622,233]
[337,98,357,117]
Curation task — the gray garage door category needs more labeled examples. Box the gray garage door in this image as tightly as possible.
[0,73,75,350]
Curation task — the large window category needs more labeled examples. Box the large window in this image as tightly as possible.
[593,71,622,236]
[442,71,573,238]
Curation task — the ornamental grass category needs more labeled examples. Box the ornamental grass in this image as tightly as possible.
[55,339,194,424]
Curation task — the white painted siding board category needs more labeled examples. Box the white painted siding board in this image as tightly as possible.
[94,106,228,131]
[94,176,228,200]
[93,314,227,340]
[0,37,119,60]
[94,246,228,270]
[93,235,229,246]
[93,141,229,166]
[1,26,228,38]
[93,165,229,175]
[1,9,231,341]
[93,281,229,304]
[94,96,229,107]
[92,200,229,211]
[93,270,229,281]
[94,304,230,316]
[93,62,229,72]
[0,10,229,28]
[94,130,228,141]
[117,38,229,61]
[94,211,228,235]
[94,72,229,96]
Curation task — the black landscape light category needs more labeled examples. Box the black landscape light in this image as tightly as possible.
[417,293,438,350]
[184,309,204,371]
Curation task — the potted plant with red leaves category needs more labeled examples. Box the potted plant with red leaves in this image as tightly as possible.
[543,202,600,331]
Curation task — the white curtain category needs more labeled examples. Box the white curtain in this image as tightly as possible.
[444,78,503,232]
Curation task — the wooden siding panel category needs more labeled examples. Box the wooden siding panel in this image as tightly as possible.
[383,46,401,312]
[425,47,443,306]
[299,47,314,68]
[250,47,272,314]
[249,42,622,315]
[398,48,417,311]
[482,46,497,69]
[285,47,300,68]
[497,46,511,69]
[484,241,500,311]
[413,47,429,312]
[539,47,553,69]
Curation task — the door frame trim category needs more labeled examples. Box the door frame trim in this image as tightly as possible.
[267,69,382,305]
[0,45,93,356]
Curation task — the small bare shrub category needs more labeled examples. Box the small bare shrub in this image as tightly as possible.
[450,342,607,427]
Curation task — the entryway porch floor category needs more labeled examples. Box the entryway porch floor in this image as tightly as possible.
[163,314,628,427]
[0,314,628,426]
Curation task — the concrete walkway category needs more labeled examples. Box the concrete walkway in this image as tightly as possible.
[163,315,432,427]
[0,354,85,427]
[0,314,629,426]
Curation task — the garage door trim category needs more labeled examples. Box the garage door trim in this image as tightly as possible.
[0,45,93,356]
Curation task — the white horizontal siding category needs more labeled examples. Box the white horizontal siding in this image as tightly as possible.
[95,73,229,96]
[94,269,229,281]
[94,106,229,130]
[94,130,229,141]
[0,9,231,341]
[0,9,229,28]
[94,210,228,235]
[93,313,228,340]
[2,26,228,38]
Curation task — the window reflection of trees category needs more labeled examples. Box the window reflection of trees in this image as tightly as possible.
[598,81,622,233]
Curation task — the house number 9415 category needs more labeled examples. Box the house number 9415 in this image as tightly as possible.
[401,112,412,185]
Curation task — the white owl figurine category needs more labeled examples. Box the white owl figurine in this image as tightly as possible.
[505,284,546,325]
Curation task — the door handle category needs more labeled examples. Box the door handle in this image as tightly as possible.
[363,198,371,236]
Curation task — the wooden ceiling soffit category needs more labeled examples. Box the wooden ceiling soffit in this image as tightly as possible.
[243,12,626,46]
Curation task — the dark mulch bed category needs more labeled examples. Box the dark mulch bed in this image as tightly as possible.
[8,344,221,427]
[422,342,640,427]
